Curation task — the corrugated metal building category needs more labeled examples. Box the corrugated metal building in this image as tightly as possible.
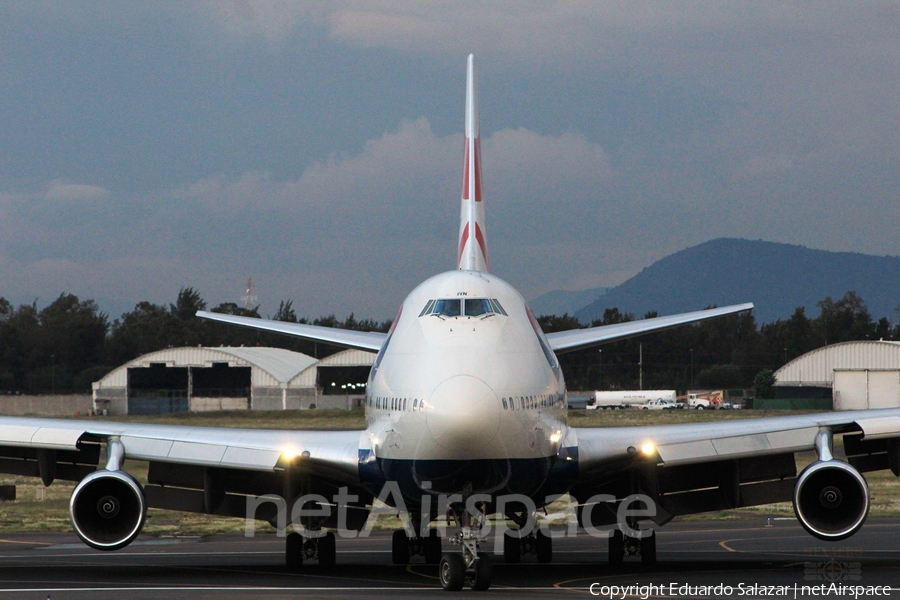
[92,347,376,415]
[774,341,900,410]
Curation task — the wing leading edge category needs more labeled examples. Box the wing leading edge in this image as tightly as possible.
[196,310,386,352]
[546,302,754,353]
[0,416,363,483]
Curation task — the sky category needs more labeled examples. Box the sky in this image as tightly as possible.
[1,2,899,321]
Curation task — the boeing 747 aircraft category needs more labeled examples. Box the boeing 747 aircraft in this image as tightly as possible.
[2,55,900,592]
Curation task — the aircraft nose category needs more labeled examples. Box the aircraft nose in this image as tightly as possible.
[426,375,500,454]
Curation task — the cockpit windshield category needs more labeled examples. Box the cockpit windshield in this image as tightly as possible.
[419,297,507,318]
[432,299,461,317]
[464,298,492,316]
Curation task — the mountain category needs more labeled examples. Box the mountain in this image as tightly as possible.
[528,287,608,317]
[574,239,900,325]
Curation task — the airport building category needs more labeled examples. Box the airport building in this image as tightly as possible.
[772,340,900,410]
[92,347,376,416]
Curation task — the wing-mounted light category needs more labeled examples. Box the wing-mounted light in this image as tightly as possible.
[626,441,660,462]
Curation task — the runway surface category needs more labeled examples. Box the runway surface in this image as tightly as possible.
[1,518,899,598]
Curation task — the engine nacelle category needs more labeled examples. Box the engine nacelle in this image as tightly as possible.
[793,460,869,541]
[69,470,147,551]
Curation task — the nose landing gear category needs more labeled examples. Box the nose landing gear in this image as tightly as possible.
[440,502,492,591]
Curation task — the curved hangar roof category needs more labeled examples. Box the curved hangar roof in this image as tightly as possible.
[96,347,321,390]
[775,341,900,387]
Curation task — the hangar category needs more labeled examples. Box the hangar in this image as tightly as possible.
[773,340,900,410]
[92,347,376,416]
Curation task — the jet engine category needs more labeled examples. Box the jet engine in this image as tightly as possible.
[793,460,869,541]
[69,470,147,551]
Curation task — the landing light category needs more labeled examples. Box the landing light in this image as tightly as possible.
[549,431,562,444]
[641,442,656,456]
[282,446,299,461]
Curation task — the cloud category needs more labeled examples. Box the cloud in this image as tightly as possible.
[4,3,900,317]
[0,117,618,317]
[44,181,110,202]
[168,116,614,246]
[197,3,898,77]
[201,0,330,43]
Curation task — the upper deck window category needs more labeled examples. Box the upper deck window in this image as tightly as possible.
[420,298,508,318]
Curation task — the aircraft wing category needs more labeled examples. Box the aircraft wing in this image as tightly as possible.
[196,310,386,352]
[571,408,900,528]
[545,303,754,353]
[0,416,367,544]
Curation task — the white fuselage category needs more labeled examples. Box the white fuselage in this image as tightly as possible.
[361,270,570,498]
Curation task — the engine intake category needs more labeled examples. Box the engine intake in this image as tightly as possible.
[69,470,147,551]
[793,460,869,541]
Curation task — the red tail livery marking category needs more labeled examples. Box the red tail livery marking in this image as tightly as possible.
[458,223,470,265]
[457,222,489,269]
[474,222,488,266]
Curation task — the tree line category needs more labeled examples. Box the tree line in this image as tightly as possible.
[538,290,899,394]
[0,288,895,395]
[0,288,391,394]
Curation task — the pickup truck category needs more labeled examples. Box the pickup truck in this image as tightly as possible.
[641,398,679,410]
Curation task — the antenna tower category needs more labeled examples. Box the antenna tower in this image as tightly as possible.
[242,277,258,310]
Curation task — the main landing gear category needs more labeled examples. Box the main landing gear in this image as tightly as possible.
[439,502,492,591]
[503,530,552,563]
[285,531,336,571]
[391,529,443,564]
[608,528,656,566]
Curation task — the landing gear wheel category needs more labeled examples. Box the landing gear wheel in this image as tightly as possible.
[318,532,336,568]
[424,530,442,565]
[609,529,624,566]
[391,530,410,564]
[503,532,521,563]
[439,553,465,591]
[471,555,493,591]
[640,530,656,566]
[536,530,552,564]
[285,532,303,572]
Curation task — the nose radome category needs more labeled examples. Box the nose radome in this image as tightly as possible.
[426,375,500,453]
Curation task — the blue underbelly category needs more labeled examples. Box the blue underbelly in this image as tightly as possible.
[358,447,578,510]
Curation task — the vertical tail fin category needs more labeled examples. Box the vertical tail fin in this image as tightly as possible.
[457,54,489,272]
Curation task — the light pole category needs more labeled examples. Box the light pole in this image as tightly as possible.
[639,343,643,391]
[689,348,694,390]
[598,349,602,391]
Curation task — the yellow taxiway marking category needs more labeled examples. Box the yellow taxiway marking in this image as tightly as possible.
[719,539,738,552]
[406,564,438,580]
[0,538,54,546]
